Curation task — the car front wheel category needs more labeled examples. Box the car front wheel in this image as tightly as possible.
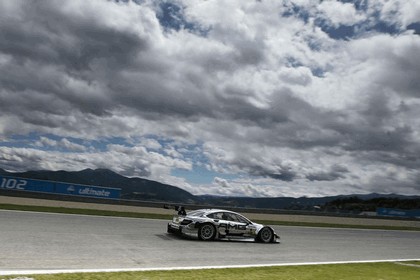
[257,227,274,243]
[198,223,216,241]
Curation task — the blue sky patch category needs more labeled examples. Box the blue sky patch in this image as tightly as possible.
[407,22,420,35]
[156,1,209,36]
[281,3,310,24]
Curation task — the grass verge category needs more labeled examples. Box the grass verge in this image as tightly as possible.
[1,262,420,280]
[0,203,172,220]
[0,203,419,231]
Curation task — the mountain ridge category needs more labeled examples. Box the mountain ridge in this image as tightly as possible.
[1,168,418,210]
[0,168,196,203]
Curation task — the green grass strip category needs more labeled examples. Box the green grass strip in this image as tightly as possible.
[2,262,420,280]
[0,203,419,231]
[0,203,172,220]
[255,219,420,231]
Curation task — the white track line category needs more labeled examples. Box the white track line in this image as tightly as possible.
[1,259,419,276]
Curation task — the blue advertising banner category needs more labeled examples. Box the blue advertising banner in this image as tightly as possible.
[0,175,121,199]
[377,207,420,218]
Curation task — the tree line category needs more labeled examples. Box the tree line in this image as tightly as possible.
[323,197,420,212]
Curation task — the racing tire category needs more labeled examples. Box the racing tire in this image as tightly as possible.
[198,223,216,241]
[256,227,274,243]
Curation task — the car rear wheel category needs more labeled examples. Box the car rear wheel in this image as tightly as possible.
[198,223,216,241]
[257,227,273,243]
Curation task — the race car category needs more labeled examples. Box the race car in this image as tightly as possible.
[166,206,280,243]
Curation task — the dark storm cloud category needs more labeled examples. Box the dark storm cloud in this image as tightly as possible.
[0,2,148,71]
[0,1,310,131]
[232,91,344,149]
[325,93,416,155]
[306,165,349,182]
[1,1,266,124]
[382,51,420,99]
[268,170,297,182]
[242,163,297,182]
[107,70,216,121]
[233,40,265,66]
[0,0,155,122]
[213,88,290,127]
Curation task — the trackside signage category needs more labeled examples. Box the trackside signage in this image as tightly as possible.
[377,207,420,219]
[0,175,121,199]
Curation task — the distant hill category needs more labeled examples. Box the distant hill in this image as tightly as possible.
[198,193,420,210]
[1,168,418,210]
[0,168,197,203]
[323,195,420,212]
[198,195,331,209]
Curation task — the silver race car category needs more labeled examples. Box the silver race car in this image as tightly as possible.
[166,206,280,243]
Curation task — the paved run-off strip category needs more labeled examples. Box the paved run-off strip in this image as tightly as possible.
[1,259,419,276]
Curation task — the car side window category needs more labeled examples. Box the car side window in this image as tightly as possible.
[222,212,240,222]
[207,212,250,223]
[221,212,230,221]
[207,212,223,220]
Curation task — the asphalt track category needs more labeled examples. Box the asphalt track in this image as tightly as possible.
[1,210,419,274]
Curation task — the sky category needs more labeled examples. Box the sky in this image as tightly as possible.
[0,0,419,198]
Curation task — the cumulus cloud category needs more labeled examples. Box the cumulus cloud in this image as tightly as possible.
[373,0,420,28]
[0,142,192,184]
[318,0,366,27]
[35,137,86,152]
[214,177,232,189]
[0,0,419,197]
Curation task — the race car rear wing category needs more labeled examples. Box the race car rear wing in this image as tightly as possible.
[163,204,186,216]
